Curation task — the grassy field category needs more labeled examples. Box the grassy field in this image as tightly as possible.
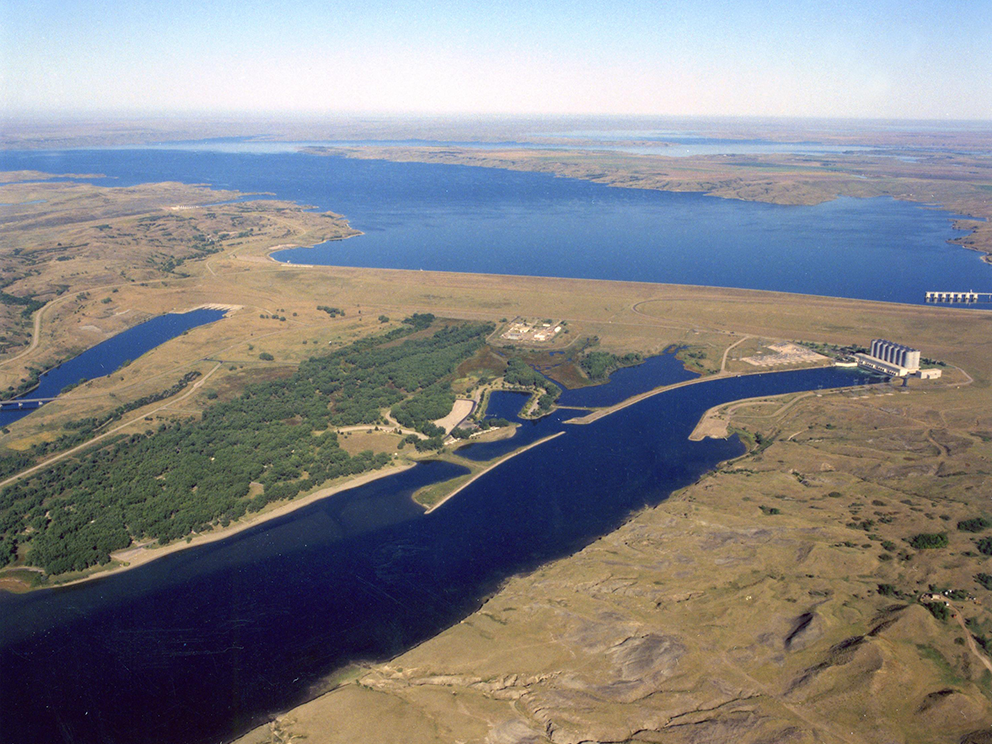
[3,172,992,742]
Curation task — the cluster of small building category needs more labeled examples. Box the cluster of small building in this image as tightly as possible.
[501,319,563,343]
[854,339,942,379]
[925,290,992,304]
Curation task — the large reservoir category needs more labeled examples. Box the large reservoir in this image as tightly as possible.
[1,146,988,305]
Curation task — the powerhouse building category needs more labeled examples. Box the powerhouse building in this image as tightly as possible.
[869,339,920,371]
[853,338,940,379]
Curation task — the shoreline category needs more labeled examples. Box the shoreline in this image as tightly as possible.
[424,431,566,514]
[0,357,934,593]
[565,359,873,426]
[257,151,992,292]
[17,462,415,593]
[688,390,820,441]
[7,422,566,592]
[566,372,731,425]
[309,145,991,258]
[262,247,992,311]
[264,228,364,264]
[2,355,938,593]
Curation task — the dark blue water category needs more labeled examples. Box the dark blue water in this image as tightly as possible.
[277,190,986,303]
[557,352,700,408]
[0,309,225,428]
[0,366,874,744]
[458,352,699,462]
[457,395,578,462]
[1,148,988,305]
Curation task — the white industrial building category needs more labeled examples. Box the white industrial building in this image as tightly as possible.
[869,339,921,370]
[855,339,941,379]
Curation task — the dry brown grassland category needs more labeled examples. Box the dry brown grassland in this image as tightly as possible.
[2,170,992,743]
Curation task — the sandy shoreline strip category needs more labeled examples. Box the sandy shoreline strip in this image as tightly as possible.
[425,431,566,514]
[42,462,416,592]
[34,425,562,590]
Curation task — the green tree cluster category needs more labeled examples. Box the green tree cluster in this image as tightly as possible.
[0,371,203,475]
[579,350,642,381]
[0,315,491,575]
[958,516,992,533]
[0,290,45,319]
[503,358,561,413]
[391,383,454,436]
[922,601,950,622]
[909,532,949,550]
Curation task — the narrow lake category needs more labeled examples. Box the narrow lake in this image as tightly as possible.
[0,309,226,428]
[0,366,875,744]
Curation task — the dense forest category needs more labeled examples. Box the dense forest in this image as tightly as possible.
[0,315,493,575]
[579,350,643,381]
[503,358,561,413]
[0,371,203,480]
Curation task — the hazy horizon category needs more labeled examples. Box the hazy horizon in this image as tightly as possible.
[3,1,991,122]
[5,111,992,126]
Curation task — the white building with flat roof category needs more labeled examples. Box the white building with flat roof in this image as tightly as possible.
[855,353,912,377]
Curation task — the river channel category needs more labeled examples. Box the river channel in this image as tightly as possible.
[0,363,874,744]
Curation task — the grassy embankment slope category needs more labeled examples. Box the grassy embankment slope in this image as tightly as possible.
[3,171,992,742]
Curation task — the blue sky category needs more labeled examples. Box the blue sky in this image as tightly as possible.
[2,0,990,119]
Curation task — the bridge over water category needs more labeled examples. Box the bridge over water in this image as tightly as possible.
[0,398,55,411]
